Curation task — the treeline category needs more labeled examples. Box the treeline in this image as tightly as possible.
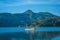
[0,10,60,27]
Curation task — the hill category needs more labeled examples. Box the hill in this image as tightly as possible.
[0,10,60,27]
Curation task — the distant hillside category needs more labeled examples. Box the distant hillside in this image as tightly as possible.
[0,10,60,27]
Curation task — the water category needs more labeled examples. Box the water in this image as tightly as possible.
[0,27,60,33]
[52,36,60,40]
[0,27,60,40]
[0,27,25,33]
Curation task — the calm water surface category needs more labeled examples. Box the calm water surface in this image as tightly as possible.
[0,27,60,33]
[0,27,60,40]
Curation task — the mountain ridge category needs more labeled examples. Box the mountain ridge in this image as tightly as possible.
[0,10,60,27]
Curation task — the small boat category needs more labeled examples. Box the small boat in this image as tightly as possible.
[25,28,34,31]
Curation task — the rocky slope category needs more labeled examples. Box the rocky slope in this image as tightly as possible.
[0,10,60,27]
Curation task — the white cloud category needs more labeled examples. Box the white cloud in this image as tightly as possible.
[0,0,60,6]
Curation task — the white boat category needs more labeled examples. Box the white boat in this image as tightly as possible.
[25,28,35,33]
[25,28,34,31]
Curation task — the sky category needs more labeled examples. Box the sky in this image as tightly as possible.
[0,0,60,16]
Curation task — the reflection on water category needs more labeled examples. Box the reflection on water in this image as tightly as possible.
[52,36,60,40]
[0,27,60,33]
[0,32,60,40]
[0,27,60,40]
[11,38,40,40]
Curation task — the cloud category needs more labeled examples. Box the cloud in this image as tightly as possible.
[0,0,60,6]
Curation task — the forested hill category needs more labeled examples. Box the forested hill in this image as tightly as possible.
[0,10,60,27]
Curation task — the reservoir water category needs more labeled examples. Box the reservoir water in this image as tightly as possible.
[0,27,60,33]
[0,27,60,40]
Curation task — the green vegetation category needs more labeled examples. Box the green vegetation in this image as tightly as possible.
[0,10,60,27]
